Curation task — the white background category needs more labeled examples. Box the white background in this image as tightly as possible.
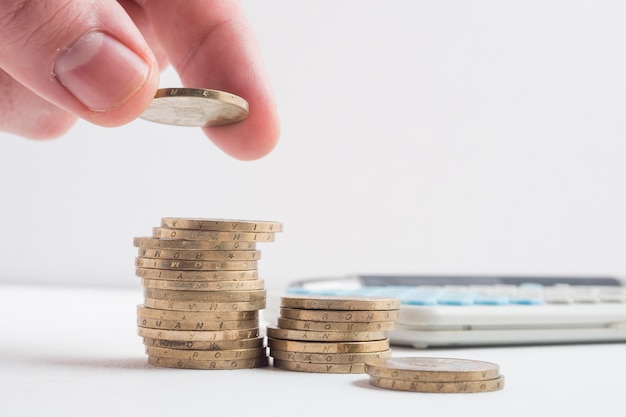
[1,0,626,291]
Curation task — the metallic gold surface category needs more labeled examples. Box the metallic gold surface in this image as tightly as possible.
[141,278,264,291]
[138,248,261,261]
[266,325,386,342]
[272,359,365,374]
[143,288,266,302]
[137,317,259,331]
[276,317,396,332]
[143,336,265,351]
[136,257,257,271]
[135,268,259,281]
[364,357,501,382]
[161,218,283,232]
[279,308,400,323]
[136,305,258,321]
[152,227,274,242]
[134,237,256,251]
[280,295,400,311]
[140,88,249,127]
[368,375,505,393]
[146,346,267,361]
[148,356,269,370]
[269,349,392,364]
[143,298,266,312]
[267,338,390,353]
[137,327,260,341]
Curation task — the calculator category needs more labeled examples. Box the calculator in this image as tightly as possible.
[264,275,626,348]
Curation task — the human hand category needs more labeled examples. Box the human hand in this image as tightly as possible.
[0,0,279,160]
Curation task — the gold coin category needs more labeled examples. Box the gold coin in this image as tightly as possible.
[269,349,392,364]
[134,237,257,251]
[276,318,397,332]
[368,375,505,393]
[137,317,259,331]
[161,218,283,233]
[138,327,259,342]
[266,325,387,342]
[140,88,249,127]
[143,336,265,351]
[279,308,400,323]
[138,248,261,261]
[272,359,364,374]
[136,257,257,271]
[281,295,401,311]
[148,356,269,370]
[364,357,501,382]
[144,298,266,312]
[267,338,390,353]
[137,305,258,321]
[141,279,264,291]
[143,288,266,302]
[153,227,274,242]
[135,268,258,281]
[146,346,267,361]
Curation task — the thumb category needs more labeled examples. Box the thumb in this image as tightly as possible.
[0,1,159,127]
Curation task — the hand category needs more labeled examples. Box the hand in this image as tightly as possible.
[0,0,279,160]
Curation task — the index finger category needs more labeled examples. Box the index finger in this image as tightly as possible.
[138,0,280,160]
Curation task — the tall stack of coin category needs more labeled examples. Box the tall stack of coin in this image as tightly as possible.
[267,295,400,373]
[365,357,505,393]
[133,218,282,370]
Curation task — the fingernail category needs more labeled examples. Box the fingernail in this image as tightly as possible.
[54,31,150,112]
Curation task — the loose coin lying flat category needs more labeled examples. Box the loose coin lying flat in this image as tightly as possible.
[364,357,501,382]
[140,88,249,127]
[368,375,505,393]
[161,218,283,232]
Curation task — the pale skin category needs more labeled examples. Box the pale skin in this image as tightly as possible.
[0,0,280,161]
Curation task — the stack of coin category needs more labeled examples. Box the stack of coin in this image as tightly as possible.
[267,295,401,373]
[365,357,505,393]
[133,217,282,370]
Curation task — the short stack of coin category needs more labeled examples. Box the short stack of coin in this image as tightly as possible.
[267,295,401,373]
[365,357,505,393]
[133,217,282,370]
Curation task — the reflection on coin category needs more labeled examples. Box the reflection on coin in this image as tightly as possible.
[140,88,249,127]
[133,237,257,251]
[368,375,505,393]
[148,356,268,370]
[141,279,264,291]
[280,295,400,311]
[273,359,365,374]
[143,336,265,351]
[364,357,501,382]
[162,218,283,233]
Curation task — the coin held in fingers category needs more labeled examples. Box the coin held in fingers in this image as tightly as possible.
[140,88,249,127]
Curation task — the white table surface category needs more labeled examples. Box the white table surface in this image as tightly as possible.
[1,283,624,417]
